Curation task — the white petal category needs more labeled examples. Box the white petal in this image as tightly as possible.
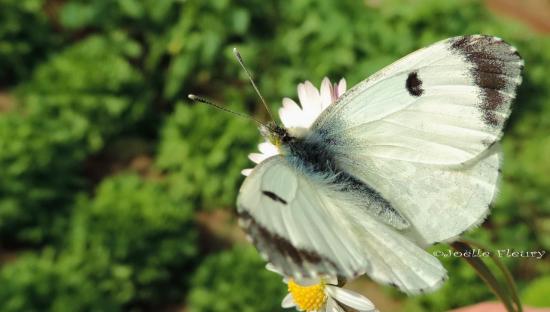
[265,263,286,277]
[337,78,347,98]
[280,98,307,128]
[326,286,375,312]
[258,141,279,156]
[298,81,322,116]
[304,80,323,111]
[281,294,296,308]
[265,263,289,284]
[326,298,345,312]
[326,276,339,285]
[248,153,268,164]
[320,77,332,109]
[241,168,253,176]
[297,83,308,108]
[265,263,278,273]
[282,97,302,112]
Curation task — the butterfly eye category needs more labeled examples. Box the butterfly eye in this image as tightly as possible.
[281,132,289,142]
[277,128,293,144]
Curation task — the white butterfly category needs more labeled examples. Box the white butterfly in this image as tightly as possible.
[236,35,523,294]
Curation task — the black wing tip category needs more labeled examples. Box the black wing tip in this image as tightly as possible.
[449,35,523,128]
[450,35,524,64]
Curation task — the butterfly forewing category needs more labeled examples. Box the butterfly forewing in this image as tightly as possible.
[314,35,522,166]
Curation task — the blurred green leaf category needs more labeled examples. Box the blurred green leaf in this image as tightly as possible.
[188,245,286,312]
[69,174,199,305]
[521,275,550,308]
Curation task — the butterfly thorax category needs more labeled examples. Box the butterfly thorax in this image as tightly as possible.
[263,124,408,229]
[282,132,339,177]
[272,125,368,193]
[261,124,336,174]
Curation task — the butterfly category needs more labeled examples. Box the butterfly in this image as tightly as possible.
[236,35,523,294]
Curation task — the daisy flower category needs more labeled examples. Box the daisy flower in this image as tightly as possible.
[266,264,377,312]
[242,77,347,176]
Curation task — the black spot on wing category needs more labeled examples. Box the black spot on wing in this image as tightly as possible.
[406,71,423,96]
[237,210,339,277]
[450,35,523,128]
[261,190,288,205]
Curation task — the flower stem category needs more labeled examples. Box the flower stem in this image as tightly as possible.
[451,240,522,312]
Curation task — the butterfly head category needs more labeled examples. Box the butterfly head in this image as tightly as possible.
[260,123,292,149]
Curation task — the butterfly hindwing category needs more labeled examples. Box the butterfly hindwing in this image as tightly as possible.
[340,144,502,246]
[237,156,447,293]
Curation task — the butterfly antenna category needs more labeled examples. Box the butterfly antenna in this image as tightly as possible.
[232,47,275,122]
[188,94,267,127]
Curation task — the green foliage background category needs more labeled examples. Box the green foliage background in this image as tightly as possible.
[0,0,548,311]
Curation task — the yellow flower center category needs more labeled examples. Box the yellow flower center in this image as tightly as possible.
[288,279,327,311]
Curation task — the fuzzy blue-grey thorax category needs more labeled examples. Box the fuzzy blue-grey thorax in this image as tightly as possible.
[262,123,409,229]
